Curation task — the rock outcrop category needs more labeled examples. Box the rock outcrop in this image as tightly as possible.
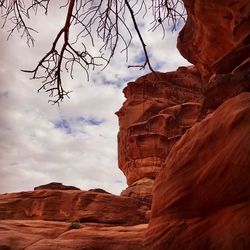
[202,69,250,114]
[145,93,250,249]
[116,66,203,200]
[0,189,150,225]
[177,0,250,77]
[88,188,110,194]
[34,182,80,191]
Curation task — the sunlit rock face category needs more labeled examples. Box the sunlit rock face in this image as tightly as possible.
[177,0,250,77]
[116,66,204,199]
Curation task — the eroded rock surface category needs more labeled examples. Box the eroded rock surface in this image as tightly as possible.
[116,66,203,199]
[0,220,147,250]
[0,190,150,225]
[145,93,250,249]
[202,69,250,114]
[177,0,250,76]
[141,0,250,249]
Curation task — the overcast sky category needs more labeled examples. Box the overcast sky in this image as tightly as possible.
[0,1,189,194]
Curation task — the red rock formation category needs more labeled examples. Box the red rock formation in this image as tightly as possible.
[145,93,250,249]
[141,1,250,249]
[202,69,250,113]
[0,220,147,250]
[1,1,249,249]
[34,182,80,191]
[0,189,150,225]
[88,188,110,194]
[177,0,250,76]
[212,35,250,74]
[116,66,203,199]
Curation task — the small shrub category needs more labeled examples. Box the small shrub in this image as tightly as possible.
[68,221,81,230]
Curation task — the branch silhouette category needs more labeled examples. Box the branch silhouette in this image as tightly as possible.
[1,0,185,103]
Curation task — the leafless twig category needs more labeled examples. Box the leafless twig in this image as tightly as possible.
[1,0,185,103]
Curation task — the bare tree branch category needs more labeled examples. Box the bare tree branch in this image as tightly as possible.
[0,0,186,103]
[125,0,154,71]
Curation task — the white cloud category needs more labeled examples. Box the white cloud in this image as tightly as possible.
[0,1,189,195]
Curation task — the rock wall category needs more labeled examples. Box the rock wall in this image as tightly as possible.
[116,67,204,200]
[145,0,250,249]
[145,92,250,249]
[117,1,250,199]
[177,0,250,77]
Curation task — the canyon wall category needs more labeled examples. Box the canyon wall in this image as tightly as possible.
[117,0,250,203]
[145,92,250,249]
[144,0,250,249]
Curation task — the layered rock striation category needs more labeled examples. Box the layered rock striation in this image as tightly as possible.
[0,189,150,225]
[116,67,204,200]
[0,188,150,249]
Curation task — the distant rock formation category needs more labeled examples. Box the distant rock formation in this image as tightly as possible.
[0,187,150,249]
[88,188,110,194]
[34,182,80,191]
[0,189,150,225]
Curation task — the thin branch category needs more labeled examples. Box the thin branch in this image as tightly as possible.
[1,0,186,103]
[124,0,154,71]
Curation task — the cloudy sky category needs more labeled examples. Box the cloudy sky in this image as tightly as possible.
[0,1,189,194]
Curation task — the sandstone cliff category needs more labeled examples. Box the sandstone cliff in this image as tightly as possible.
[144,0,250,249]
[116,67,203,200]
[145,92,250,249]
